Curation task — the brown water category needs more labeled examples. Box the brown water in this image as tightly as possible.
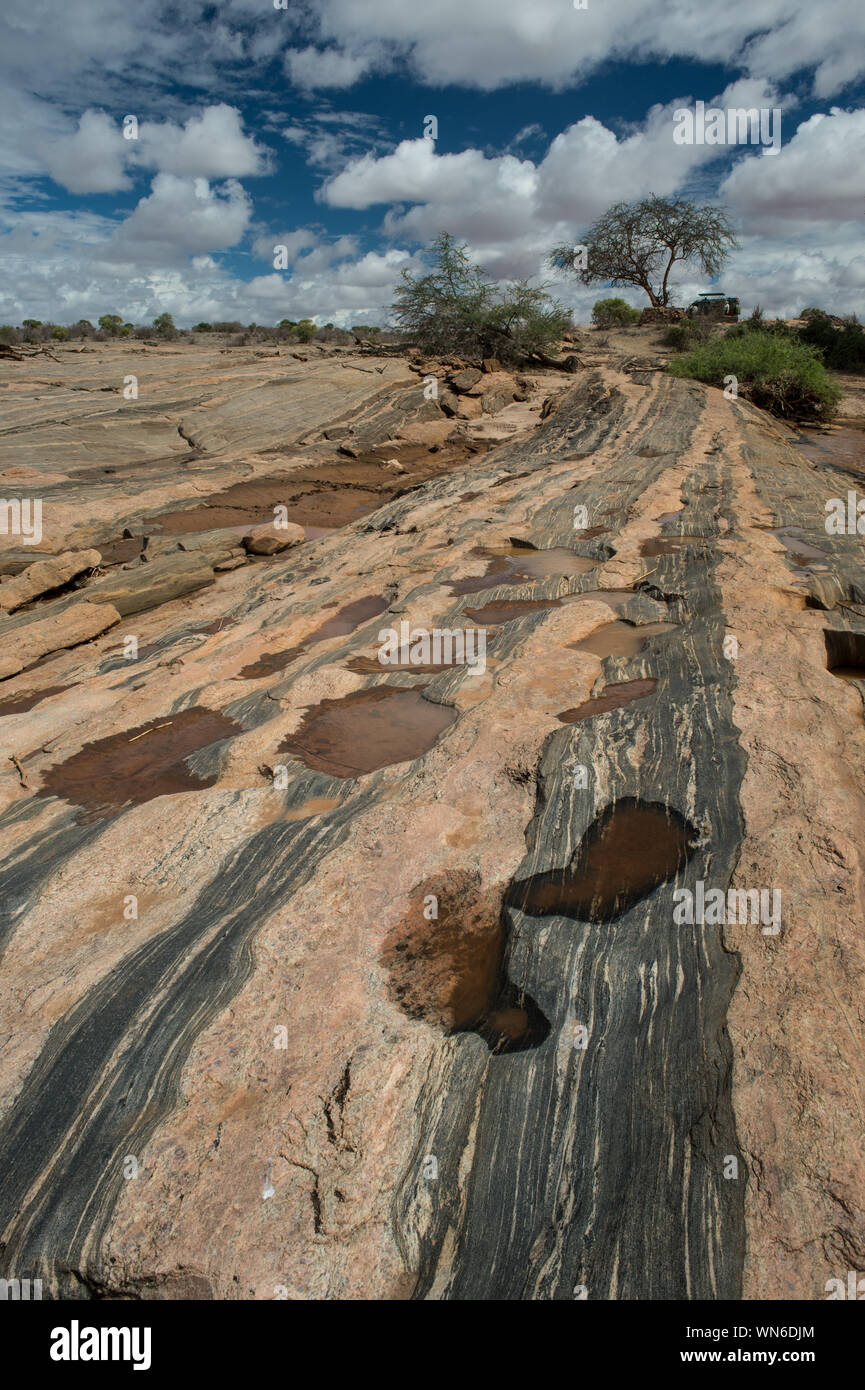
[345,654,455,675]
[640,536,710,558]
[279,686,457,778]
[505,798,695,922]
[0,683,71,717]
[557,678,658,722]
[567,589,636,611]
[449,545,596,598]
[797,427,865,474]
[773,528,829,567]
[463,597,563,625]
[239,594,388,678]
[38,707,241,820]
[380,887,504,1032]
[571,620,677,660]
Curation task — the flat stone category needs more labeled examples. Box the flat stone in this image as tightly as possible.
[0,549,101,612]
[0,601,119,679]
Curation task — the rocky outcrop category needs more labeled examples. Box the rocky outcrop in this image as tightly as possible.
[0,335,862,1302]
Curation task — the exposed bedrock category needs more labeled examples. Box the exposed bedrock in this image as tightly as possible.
[0,342,863,1300]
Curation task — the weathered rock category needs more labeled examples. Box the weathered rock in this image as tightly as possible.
[242,522,305,555]
[83,552,216,615]
[1,337,863,1309]
[449,368,482,393]
[481,357,502,373]
[639,306,686,325]
[456,396,483,420]
[438,389,461,418]
[0,549,101,612]
[481,387,516,414]
[0,600,119,679]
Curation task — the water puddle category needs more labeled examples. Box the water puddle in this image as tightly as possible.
[279,686,456,778]
[640,536,710,557]
[505,798,696,922]
[380,874,550,1053]
[773,528,829,567]
[37,707,241,820]
[825,628,865,681]
[557,678,657,722]
[239,594,388,678]
[449,545,596,598]
[0,683,71,717]
[463,597,563,625]
[797,427,865,474]
[345,654,455,675]
[567,589,636,611]
[570,620,677,660]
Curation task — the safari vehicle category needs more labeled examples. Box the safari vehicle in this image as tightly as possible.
[687,291,740,321]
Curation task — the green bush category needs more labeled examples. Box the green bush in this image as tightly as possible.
[591,297,641,328]
[50,325,69,341]
[667,330,841,422]
[392,232,571,365]
[726,309,793,341]
[798,314,865,374]
[152,312,176,338]
[193,322,213,332]
[662,319,713,351]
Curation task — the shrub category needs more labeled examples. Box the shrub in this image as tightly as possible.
[392,231,571,365]
[726,313,794,341]
[193,322,213,332]
[98,313,124,335]
[152,312,177,338]
[667,330,841,422]
[50,325,69,341]
[0,325,20,344]
[798,314,865,374]
[295,318,317,342]
[591,297,641,328]
[662,318,713,351]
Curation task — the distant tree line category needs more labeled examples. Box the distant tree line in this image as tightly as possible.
[0,314,390,348]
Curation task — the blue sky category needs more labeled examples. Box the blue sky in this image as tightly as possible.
[1,0,864,326]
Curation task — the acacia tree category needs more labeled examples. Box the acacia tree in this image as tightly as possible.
[550,196,737,307]
[392,231,571,364]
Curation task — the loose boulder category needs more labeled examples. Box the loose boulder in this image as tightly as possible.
[242,521,306,556]
[0,549,101,613]
[0,601,120,680]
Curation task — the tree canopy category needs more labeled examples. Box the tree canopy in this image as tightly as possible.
[551,196,738,307]
[392,232,571,364]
